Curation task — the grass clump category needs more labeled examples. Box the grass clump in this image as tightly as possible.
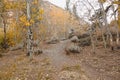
[62,64,84,73]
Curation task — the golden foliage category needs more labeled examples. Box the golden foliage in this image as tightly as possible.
[99,0,106,3]
[19,15,33,27]
[113,1,120,4]
[20,15,27,22]
[39,8,44,14]
[32,0,38,5]
[30,19,34,24]
[0,0,44,47]
[118,20,120,28]
[7,34,15,46]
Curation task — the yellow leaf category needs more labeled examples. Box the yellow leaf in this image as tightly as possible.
[30,19,34,24]
[113,1,120,4]
[20,15,27,22]
[32,0,38,5]
[32,8,37,12]
[99,0,106,3]
[39,9,44,14]
[25,21,31,27]
[38,16,43,20]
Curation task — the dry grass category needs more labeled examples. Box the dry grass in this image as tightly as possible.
[61,64,84,73]
[0,52,56,80]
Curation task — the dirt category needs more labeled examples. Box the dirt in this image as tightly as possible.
[0,40,120,80]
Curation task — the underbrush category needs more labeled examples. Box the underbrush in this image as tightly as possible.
[62,64,84,73]
[0,63,17,80]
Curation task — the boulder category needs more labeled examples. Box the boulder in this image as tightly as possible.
[70,36,79,43]
[77,33,89,39]
[46,37,59,44]
[65,43,81,55]
[68,34,75,39]
[78,37,91,47]
[9,43,24,51]
[68,29,75,39]
[59,71,80,80]
[60,37,67,41]
[34,48,43,55]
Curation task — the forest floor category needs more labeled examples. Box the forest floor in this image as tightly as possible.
[0,40,120,80]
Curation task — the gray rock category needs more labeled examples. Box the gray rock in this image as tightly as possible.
[60,38,67,41]
[78,37,91,47]
[70,36,79,43]
[59,71,80,80]
[65,43,81,55]
[46,37,59,44]
[77,33,89,39]
[68,29,75,39]
[9,44,24,51]
[34,48,42,55]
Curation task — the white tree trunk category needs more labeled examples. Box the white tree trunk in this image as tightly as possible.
[112,5,119,46]
[89,29,95,53]
[26,0,33,57]
[100,2,113,49]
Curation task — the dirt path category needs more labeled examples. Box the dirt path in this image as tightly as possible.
[42,40,120,80]
[41,40,90,80]
[43,40,78,69]
[0,40,119,80]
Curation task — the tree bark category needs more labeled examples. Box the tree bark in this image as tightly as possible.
[111,4,119,47]
[98,22,107,48]
[89,28,95,53]
[26,0,33,58]
[1,14,7,49]
[117,1,120,46]
[99,2,113,48]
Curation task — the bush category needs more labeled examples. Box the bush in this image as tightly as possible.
[0,33,9,49]
[0,34,4,48]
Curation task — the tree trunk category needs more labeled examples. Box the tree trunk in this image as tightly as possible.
[1,15,7,49]
[99,22,107,48]
[26,0,33,58]
[111,4,119,47]
[100,2,113,49]
[117,1,120,46]
[118,1,120,29]
[89,29,95,53]
[27,26,33,57]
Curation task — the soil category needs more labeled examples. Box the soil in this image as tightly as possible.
[0,40,120,80]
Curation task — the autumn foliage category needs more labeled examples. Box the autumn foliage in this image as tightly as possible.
[0,0,44,48]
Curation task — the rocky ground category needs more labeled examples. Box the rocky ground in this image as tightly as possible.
[0,40,120,80]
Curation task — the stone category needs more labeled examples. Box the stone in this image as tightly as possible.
[46,37,59,44]
[68,29,75,39]
[70,36,79,43]
[65,43,81,55]
[59,71,80,80]
[34,48,43,55]
[77,33,89,39]
[9,44,24,51]
[78,37,91,47]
